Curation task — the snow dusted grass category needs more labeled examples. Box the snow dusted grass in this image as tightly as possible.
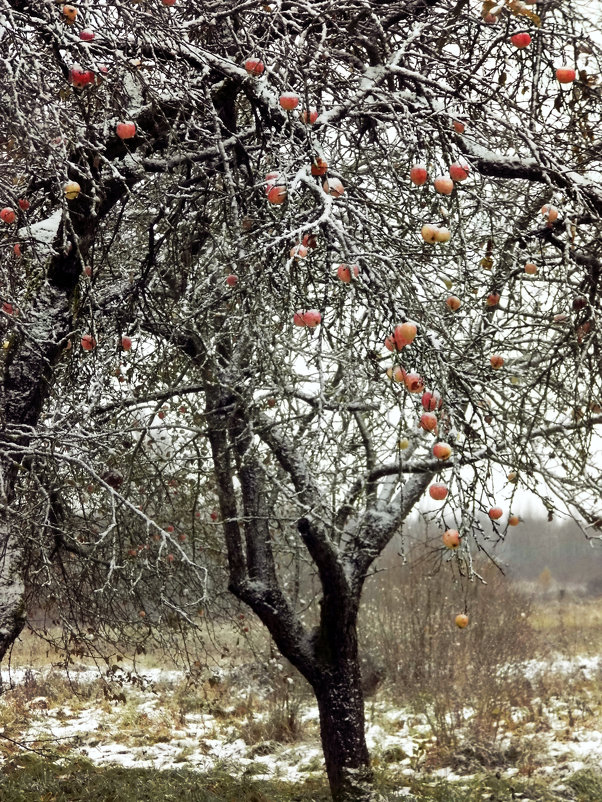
[1,650,602,799]
[1,598,602,799]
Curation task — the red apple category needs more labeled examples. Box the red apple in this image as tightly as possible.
[433,441,452,460]
[70,66,95,87]
[446,295,461,311]
[455,613,469,628]
[293,312,307,327]
[79,29,95,41]
[162,0,176,5]
[422,391,442,411]
[511,32,531,49]
[121,336,132,351]
[486,292,500,307]
[302,233,317,248]
[323,177,344,197]
[279,92,299,110]
[226,274,239,286]
[13,244,21,257]
[337,264,359,283]
[442,528,460,549]
[2,302,14,315]
[0,207,16,224]
[267,184,287,204]
[210,510,219,521]
[404,373,424,393]
[395,321,417,347]
[434,175,454,195]
[429,483,448,501]
[556,67,576,84]
[81,334,96,351]
[311,157,328,176]
[524,262,537,275]
[18,198,30,211]
[453,120,465,134]
[290,245,308,259]
[508,515,520,526]
[420,412,438,432]
[303,309,321,328]
[449,162,469,181]
[302,107,318,124]
[410,164,428,186]
[489,506,503,520]
[490,354,504,370]
[244,57,265,76]
[116,121,136,139]
[541,204,558,223]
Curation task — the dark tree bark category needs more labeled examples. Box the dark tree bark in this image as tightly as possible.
[314,657,374,802]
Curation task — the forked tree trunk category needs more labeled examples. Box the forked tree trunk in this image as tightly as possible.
[313,658,374,802]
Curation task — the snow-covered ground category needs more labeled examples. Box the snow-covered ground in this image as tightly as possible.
[1,654,601,784]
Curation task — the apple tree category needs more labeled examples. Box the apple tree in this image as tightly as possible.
[2,0,602,799]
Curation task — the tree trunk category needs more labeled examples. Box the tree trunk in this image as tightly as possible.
[313,657,374,802]
[0,511,25,690]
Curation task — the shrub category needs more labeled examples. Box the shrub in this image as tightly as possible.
[360,539,535,746]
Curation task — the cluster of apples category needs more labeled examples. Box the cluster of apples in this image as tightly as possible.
[411,161,469,244]
[411,161,469,194]
[384,326,452,448]
[245,58,344,204]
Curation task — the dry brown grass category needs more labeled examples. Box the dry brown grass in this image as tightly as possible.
[530,598,602,655]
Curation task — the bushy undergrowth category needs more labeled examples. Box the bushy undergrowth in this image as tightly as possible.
[360,546,536,746]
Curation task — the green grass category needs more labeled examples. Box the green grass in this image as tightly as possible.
[1,756,601,802]
[566,768,602,802]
